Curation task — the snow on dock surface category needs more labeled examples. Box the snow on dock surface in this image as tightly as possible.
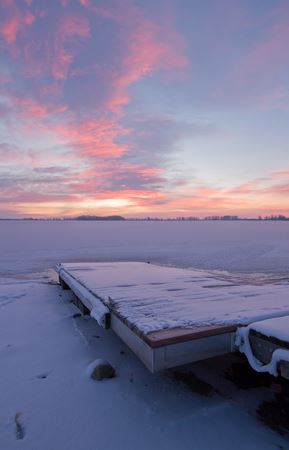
[250,316,289,343]
[59,262,289,335]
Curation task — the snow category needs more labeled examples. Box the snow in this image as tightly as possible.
[250,316,289,343]
[1,220,289,449]
[59,262,289,335]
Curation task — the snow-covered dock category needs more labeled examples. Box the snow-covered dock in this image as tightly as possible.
[57,262,289,373]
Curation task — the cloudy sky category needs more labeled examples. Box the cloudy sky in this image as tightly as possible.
[1,0,289,218]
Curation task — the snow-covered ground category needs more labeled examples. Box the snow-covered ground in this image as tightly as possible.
[1,220,289,449]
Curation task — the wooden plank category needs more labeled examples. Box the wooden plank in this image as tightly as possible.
[110,314,235,373]
[110,314,154,372]
[153,331,235,371]
[144,324,238,348]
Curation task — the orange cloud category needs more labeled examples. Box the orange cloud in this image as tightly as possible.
[2,171,289,218]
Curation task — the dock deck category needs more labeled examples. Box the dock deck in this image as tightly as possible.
[57,262,289,372]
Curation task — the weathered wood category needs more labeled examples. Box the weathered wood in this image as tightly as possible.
[145,324,238,348]
[110,314,154,371]
[153,331,235,371]
[110,313,235,372]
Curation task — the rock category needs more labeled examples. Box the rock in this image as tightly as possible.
[87,359,115,381]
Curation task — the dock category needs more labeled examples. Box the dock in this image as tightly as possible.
[57,262,289,374]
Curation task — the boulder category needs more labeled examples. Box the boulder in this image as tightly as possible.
[87,359,115,381]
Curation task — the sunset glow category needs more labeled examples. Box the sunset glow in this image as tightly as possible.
[1,0,289,218]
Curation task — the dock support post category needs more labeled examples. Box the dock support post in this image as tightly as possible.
[59,276,70,290]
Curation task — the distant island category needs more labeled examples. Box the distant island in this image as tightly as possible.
[72,215,125,221]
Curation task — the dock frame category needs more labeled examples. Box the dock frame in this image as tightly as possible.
[58,265,236,372]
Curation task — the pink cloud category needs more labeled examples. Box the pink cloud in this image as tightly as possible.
[78,1,187,114]
[264,184,289,194]
[0,0,35,44]
[1,89,68,124]
[18,11,90,80]
[2,164,289,218]
[14,96,49,119]
[272,170,289,179]
[51,14,90,81]
[79,0,90,6]
[54,117,131,158]
[107,16,188,114]
[72,161,164,194]
[225,181,260,196]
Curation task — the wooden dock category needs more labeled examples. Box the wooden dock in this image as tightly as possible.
[57,262,289,373]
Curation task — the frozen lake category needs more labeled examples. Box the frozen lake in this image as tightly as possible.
[0,220,289,275]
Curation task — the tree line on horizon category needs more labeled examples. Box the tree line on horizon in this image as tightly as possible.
[1,214,289,221]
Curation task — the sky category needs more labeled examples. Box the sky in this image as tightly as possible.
[0,0,289,218]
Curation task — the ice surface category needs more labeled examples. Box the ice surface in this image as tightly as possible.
[1,220,289,274]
